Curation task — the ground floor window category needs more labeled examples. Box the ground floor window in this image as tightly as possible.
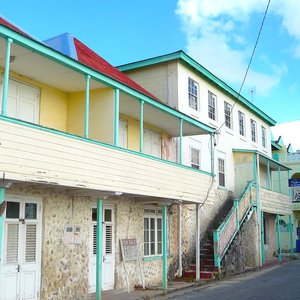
[144,208,162,256]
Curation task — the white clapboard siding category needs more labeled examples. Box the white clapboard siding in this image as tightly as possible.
[0,120,212,203]
[260,188,292,215]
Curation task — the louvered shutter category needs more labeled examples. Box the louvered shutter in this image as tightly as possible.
[93,225,97,255]
[25,224,37,263]
[5,224,19,264]
[105,225,113,254]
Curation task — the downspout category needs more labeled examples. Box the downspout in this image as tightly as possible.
[179,118,183,164]
[261,211,265,265]
[210,133,215,175]
[96,199,103,300]
[162,205,168,290]
[1,38,13,116]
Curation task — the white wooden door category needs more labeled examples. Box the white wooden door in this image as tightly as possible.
[89,205,115,293]
[0,196,42,300]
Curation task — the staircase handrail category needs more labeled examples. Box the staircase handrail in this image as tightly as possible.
[213,181,255,269]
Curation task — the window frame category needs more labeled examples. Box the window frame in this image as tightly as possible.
[261,125,266,148]
[218,158,225,187]
[188,78,199,111]
[190,146,201,169]
[208,91,217,121]
[143,209,163,257]
[224,101,232,129]
[251,119,257,143]
[238,111,245,136]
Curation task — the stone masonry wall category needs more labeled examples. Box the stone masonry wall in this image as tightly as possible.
[264,213,278,261]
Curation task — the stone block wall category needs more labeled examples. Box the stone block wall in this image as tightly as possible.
[264,213,278,261]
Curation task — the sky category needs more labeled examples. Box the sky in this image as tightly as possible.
[0,0,299,149]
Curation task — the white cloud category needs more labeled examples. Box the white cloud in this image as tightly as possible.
[176,0,291,96]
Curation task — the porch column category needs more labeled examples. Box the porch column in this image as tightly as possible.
[210,133,214,175]
[0,188,6,265]
[267,161,271,190]
[139,100,144,152]
[84,75,90,138]
[289,214,294,256]
[178,204,182,277]
[162,205,168,290]
[196,203,200,281]
[278,166,282,193]
[1,38,13,116]
[96,199,103,300]
[114,88,120,146]
[179,119,183,164]
[276,214,282,263]
[261,211,265,265]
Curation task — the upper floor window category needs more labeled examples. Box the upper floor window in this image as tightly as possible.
[208,91,217,121]
[119,119,128,148]
[190,147,200,169]
[143,128,161,158]
[218,158,225,187]
[251,119,257,142]
[261,126,266,148]
[188,78,199,111]
[224,102,232,129]
[238,111,245,136]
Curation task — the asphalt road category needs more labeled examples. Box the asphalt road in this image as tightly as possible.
[162,260,300,300]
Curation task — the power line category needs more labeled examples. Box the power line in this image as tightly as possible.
[216,0,271,135]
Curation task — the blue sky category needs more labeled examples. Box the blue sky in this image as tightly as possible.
[1,0,300,146]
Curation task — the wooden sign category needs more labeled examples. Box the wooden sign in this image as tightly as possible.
[120,238,138,261]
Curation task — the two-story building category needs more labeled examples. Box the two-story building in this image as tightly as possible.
[0,18,217,299]
[119,51,292,273]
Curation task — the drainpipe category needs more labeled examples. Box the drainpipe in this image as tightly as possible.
[289,214,294,256]
[96,199,103,300]
[276,214,282,263]
[162,205,168,290]
[196,204,200,281]
[139,100,144,153]
[84,74,90,138]
[114,88,120,146]
[178,204,182,277]
[1,38,13,116]
[0,187,6,267]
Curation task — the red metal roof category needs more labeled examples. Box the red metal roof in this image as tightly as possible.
[0,17,31,38]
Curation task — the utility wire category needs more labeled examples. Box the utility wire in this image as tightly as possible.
[216,0,271,135]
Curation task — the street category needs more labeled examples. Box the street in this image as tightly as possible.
[161,260,300,300]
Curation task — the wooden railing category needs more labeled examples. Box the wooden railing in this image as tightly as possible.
[213,182,256,269]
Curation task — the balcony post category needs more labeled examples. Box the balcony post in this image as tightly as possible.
[0,187,6,265]
[1,38,13,116]
[139,100,144,152]
[84,75,90,138]
[276,214,282,263]
[114,88,120,146]
[178,204,182,277]
[162,205,168,290]
[196,203,200,281]
[261,211,265,265]
[278,166,281,193]
[210,133,215,175]
[96,198,103,300]
[179,118,183,164]
[267,160,271,190]
[289,214,294,256]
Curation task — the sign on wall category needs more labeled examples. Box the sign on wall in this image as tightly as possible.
[120,238,139,261]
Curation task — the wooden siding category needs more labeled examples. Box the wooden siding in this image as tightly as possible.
[260,188,292,215]
[0,119,212,203]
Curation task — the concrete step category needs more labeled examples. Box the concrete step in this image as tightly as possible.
[182,270,217,280]
[190,264,219,272]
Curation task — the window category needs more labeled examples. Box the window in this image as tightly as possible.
[251,119,257,142]
[208,91,217,121]
[144,209,162,256]
[238,111,245,136]
[119,119,128,148]
[218,158,225,187]
[188,78,199,110]
[190,147,200,169]
[261,126,266,148]
[224,102,232,129]
[143,128,161,158]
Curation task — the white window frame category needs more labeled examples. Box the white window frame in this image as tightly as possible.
[261,126,266,148]
[143,208,162,257]
[208,91,217,121]
[224,101,232,129]
[218,158,225,187]
[119,118,128,148]
[190,146,201,169]
[143,128,161,158]
[188,78,199,111]
[238,111,245,136]
[251,119,257,143]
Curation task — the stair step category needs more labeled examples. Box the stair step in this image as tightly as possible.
[182,270,217,280]
[190,264,219,272]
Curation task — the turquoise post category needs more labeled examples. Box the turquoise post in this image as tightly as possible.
[235,200,239,231]
[1,38,13,116]
[267,160,271,190]
[140,100,144,152]
[276,215,282,263]
[0,188,6,266]
[210,133,214,175]
[179,119,183,164]
[162,205,168,290]
[253,154,257,184]
[96,199,103,300]
[114,88,120,146]
[84,75,90,138]
[289,214,294,256]
[261,211,265,265]
[213,230,221,269]
[278,166,281,193]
